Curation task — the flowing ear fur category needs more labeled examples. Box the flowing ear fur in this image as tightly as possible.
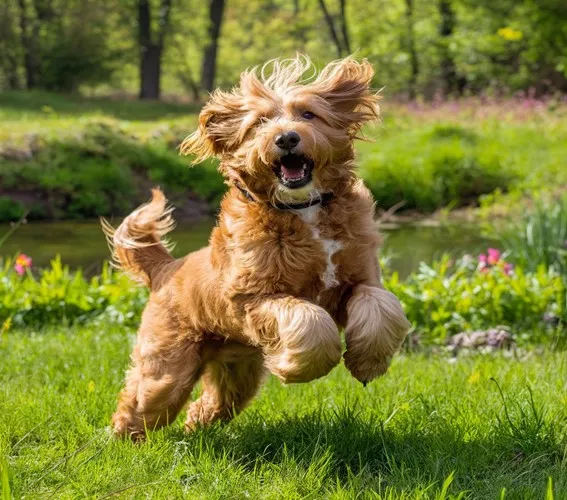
[314,58,380,134]
[180,89,246,161]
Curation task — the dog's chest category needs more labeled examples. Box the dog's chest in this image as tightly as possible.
[293,206,343,290]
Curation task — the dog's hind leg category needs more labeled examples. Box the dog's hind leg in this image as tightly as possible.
[112,311,204,441]
[185,342,266,431]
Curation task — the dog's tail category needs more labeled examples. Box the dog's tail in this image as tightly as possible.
[101,189,176,287]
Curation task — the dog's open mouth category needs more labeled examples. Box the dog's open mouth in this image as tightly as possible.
[274,154,314,189]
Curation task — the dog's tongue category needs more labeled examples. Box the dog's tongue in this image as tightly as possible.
[281,165,304,179]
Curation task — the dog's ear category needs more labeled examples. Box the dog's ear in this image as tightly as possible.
[181,90,246,161]
[315,58,380,133]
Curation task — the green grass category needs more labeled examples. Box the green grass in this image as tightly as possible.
[0,90,199,140]
[1,325,566,498]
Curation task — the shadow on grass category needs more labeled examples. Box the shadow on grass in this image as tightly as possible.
[169,403,563,494]
[0,90,200,121]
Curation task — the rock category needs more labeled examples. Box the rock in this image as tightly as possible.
[447,328,515,354]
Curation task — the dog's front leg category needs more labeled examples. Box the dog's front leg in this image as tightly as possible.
[343,284,410,384]
[244,296,342,383]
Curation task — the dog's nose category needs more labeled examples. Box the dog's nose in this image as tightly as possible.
[274,131,300,150]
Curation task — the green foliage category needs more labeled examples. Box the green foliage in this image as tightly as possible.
[0,197,24,221]
[2,0,567,96]
[360,123,513,211]
[0,119,225,221]
[0,252,564,345]
[498,196,567,275]
[385,255,565,344]
[360,110,567,213]
[2,94,566,220]
[0,257,146,327]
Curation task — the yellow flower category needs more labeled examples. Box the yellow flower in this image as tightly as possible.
[87,381,96,393]
[1,317,11,334]
[467,371,481,384]
[497,27,523,41]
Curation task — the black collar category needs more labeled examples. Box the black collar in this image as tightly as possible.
[234,182,334,210]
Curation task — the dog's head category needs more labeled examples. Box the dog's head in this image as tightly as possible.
[181,55,380,205]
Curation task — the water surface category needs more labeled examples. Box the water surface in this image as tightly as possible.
[0,219,493,278]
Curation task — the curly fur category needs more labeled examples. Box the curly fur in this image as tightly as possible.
[104,55,410,440]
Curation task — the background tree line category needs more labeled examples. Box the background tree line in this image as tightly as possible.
[0,0,566,100]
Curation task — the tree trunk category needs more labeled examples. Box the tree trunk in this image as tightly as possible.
[438,0,461,95]
[140,45,162,100]
[138,0,171,100]
[339,0,351,55]
[201,0,226,93]
[17,0,38,89]
[318,0,344,58]
[405,0,419,99]
[0,3,21,89]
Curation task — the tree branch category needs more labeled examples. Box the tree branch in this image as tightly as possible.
[318,0,344,58]
[339,0,351,54]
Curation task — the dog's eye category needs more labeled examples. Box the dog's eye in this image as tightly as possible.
[302,111,315,120]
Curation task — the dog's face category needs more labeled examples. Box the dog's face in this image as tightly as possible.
[182,56,380,204]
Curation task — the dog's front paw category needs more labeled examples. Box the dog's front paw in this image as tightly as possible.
[344,285,410,385]
[343,348,392,385]
[262,300,342,383]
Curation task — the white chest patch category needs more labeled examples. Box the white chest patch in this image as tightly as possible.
[293,205,343,290]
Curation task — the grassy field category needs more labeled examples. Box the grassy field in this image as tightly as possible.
[1,324,566,499]
[1,91,567,221]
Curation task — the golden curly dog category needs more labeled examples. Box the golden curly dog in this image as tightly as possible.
[102,55,410,441]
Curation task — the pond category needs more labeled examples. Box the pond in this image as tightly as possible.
[0,219,494,279]
[0,220,493,278]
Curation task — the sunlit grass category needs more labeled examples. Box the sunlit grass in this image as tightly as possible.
[1,325,566,498]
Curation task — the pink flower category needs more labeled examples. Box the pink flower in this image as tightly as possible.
[14,253,32,276]
[487,248,501,265]
[503,263,514,276]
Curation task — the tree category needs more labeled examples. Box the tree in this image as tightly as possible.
[0,1,21,89]
[438,0,461,95]
[17,0,39,89]
[318,0,351,57]
[405,0,419,98]
[138,0,172,100]
[201,0,226,93]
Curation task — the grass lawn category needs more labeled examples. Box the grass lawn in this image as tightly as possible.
[1,325,566,498]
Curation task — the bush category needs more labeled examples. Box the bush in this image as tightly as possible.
[359,123,513,212]
[0,257,146,327]
[0,120,225,221]
[385,254,565,345]
[0,252,564,346]
[0,197,24,221]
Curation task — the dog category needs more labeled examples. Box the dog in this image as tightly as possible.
[102,55,411,441]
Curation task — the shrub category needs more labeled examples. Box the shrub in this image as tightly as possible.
[0,197,24,221]
[0,252,564,346]
[359,123,513,212]
[0,257,146,327]
[385,254,565,345]
[0,120,225,221]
